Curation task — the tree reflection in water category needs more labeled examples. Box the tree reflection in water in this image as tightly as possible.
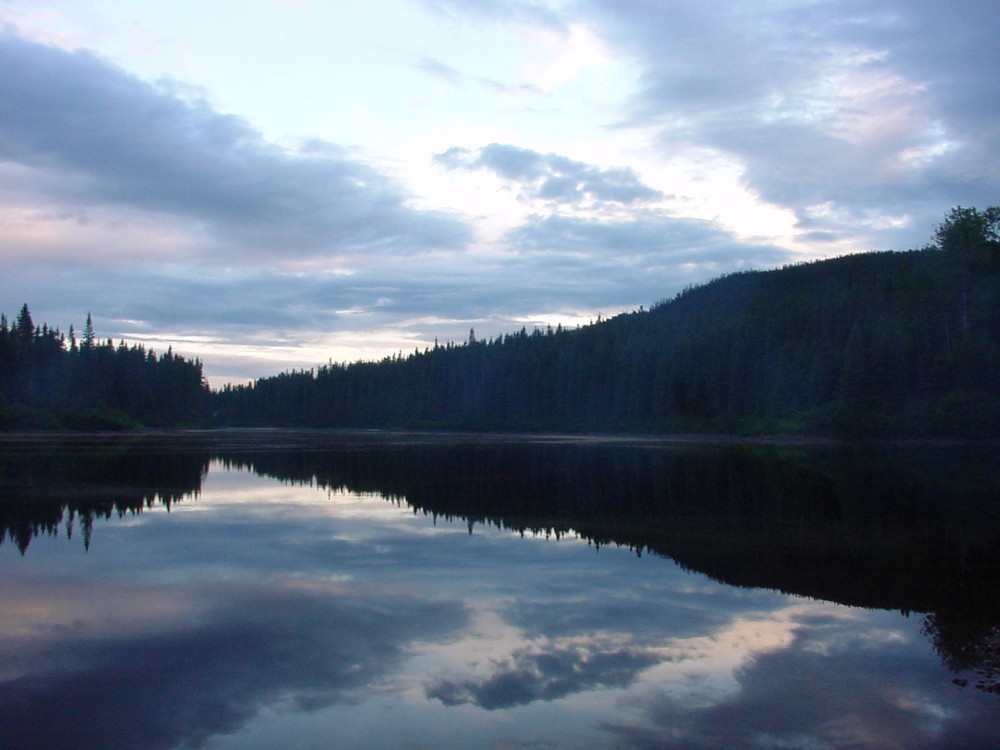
[925,612,1000,696]
[2,431,999,703]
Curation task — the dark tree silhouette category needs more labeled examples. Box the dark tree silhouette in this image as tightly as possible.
[0,310,210,430]
[924,612,1000,696]
[935,205,1000,272]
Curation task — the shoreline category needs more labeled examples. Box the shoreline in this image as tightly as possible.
[1,426,998,449]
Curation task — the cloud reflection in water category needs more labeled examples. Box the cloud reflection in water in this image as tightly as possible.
[601,609,999,750]
[0,442,997,749]
[0,574,467,750]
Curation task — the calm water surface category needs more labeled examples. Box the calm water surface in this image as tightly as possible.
[0,432,997,749]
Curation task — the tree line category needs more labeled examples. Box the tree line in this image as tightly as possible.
[0,307,210,429]
[3,207,999,436]
[216,207,1000,437]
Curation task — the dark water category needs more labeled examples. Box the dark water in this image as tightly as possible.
[0,431,998,749]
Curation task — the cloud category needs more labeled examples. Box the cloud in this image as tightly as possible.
[507,213,786,262]
[501,214,792,307]
[415,56,543,95]
[416,0,567,31]
[580,0,1000,250]
[437,143,664,205]
[416,56,464,85]
[427,640,662,710]
[0,190,791,380]
[16,0,989,381]
[0,31,470,260]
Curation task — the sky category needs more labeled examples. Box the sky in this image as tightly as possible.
[1,0,997,385]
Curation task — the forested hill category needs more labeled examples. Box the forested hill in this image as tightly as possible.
[216,208,1000,437]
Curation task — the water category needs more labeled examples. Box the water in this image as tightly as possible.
[0,431,997,749]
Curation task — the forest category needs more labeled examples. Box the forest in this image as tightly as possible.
[2,207,999,436]
[0,309,209,430]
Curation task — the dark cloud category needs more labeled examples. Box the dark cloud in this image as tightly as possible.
[506,214,790,266]
[0,207,792,376]
[437,143,664,205]
[427,641,662,710]
[0,32,470,259]
[0,252,536,343]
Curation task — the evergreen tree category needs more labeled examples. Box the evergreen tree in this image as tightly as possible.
[13,304,33,348]
[0,306,210,430]
[935,206,1000,272]
[83,313,95,350]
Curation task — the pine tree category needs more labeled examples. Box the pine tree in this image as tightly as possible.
[14,304,34,347]
[83,313,95,350]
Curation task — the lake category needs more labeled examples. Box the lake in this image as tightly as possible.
[1,431,998,749]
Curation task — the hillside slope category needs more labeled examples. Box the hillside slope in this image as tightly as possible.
[217,210,1000,437]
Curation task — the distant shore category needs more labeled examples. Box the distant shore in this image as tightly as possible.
[2,426,997,449]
